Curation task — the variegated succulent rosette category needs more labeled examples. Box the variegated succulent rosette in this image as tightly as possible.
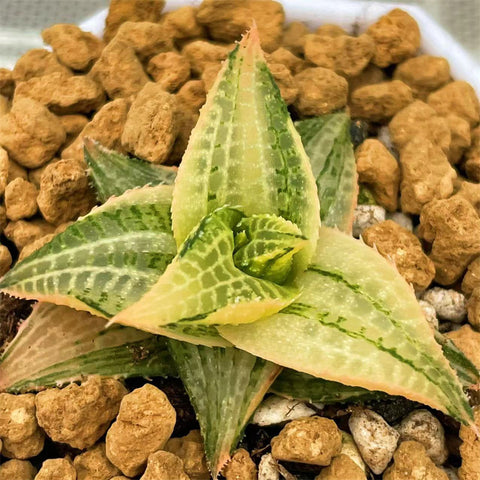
[0,28,477,477]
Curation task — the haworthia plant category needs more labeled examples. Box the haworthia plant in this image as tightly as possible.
[113,208,300,329]
[0,303,176,393]
[272,334,480,404]
[357,183,377,205]
[295,113,357,233]
[271,368,388,405]
[168,340,281,476]
[0,185,226,347]
[171,28,320,274]
[0,185,175,317]
[219,227,473,425]
[84,139,177,203]
[434,330,480,388]
[0,25,474,457]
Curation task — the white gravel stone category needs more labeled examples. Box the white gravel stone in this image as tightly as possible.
[395,409,448,465]
[422,287,467,323]
[418,300,439,330]
[386,211,413,231]
[348,408,399,475]
[353,205,386,238]
[252,396,316,427]
[341,431,367,472]
[258,453,280,480]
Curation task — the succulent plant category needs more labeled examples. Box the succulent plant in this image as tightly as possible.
[0,25,475,478]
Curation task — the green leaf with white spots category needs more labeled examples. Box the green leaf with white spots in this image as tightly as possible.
[113,207,299,330]
[219,227,473,425]
[168,340,281,477]
[0,303,177,393]
[171,29,320,274]
[84,139,177,203]
[295,113,357,233]
[0,185,176,318]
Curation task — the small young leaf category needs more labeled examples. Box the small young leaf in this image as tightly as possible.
[171,27,320,274]
[219,227,473,425]
[0,303,176,392]
[85,139,177,203]
[112,207,299,330]
[295,113,357,233]
[168,340,281,477]
[233,215,308,284]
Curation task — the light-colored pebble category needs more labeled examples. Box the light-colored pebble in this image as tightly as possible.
[252,395,316,426]
[139,451,190,480]
[340,432,367,472]
[458,406,480,480]
[353,205,386,238]
[383,441,449,480]
[164,430,209,480]
[0,459,36,480]
[106,384,176,477]
[0,392,45,459]
[271,416,342,466]
[316,454,367,480]
[74,442,121,480]
[395,409,448,465]
[422,287,467,323]
[35,376,127,450]
[258,453,280,480]
[348,408,399,475]
[386,211,413,231]
[35,458,76,480]
[419,300,439,330]
[223,449,257,480]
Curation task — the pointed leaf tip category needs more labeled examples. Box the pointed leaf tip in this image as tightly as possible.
[239,23,262,54]
[171,18,320,273]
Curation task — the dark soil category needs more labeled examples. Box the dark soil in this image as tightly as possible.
[0,293,34,352]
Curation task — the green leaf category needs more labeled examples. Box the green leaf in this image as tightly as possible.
[295,113,357,233]
[0,185,228,347]
[0,185,176,318]
[219,227,473,425]
[168,339,281,477]
[271,332,480,404]
[85,139,177,203]
[171,28,320,274]
[112,207,299,329]
[357,184,377,206]
[272,369,387,405]
[0,303,177,393]
[434,330,480,388]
